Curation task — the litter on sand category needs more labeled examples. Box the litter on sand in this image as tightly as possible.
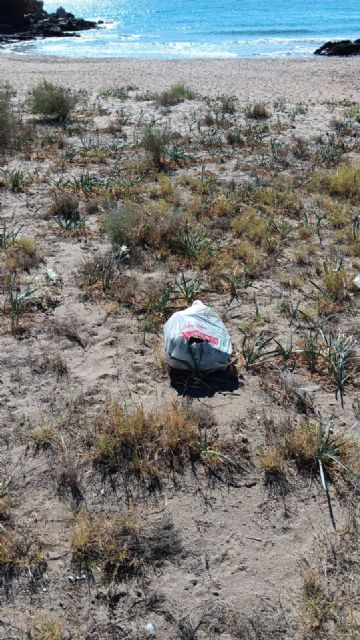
[45,267,60,283]
[145,622,156,637]
[163,300,232,374]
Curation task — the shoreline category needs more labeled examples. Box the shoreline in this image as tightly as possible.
[1,52,360,101]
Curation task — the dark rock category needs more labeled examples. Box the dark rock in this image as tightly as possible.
[0,1,44,26]
[30,10,49,23]
[0,3,97,45]
[54,7,68,18]
[0,23,15,33]
[315,39,360,57]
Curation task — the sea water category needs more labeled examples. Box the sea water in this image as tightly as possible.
[8,0,360,58]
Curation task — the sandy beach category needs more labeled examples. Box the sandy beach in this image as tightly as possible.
[1,51,360,101]
[1,48,360,639]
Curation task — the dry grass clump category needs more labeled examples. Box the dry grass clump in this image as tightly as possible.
[30,425,55,450]
[91,401,202,481]
[258,445,285,475]
[79,253,119,297]
[300,566,333,635]
[300,515,360,637]
[286,423,320,469]
[79,253,140,306]
[30,616,64,640]
[257,413,360,495]
[0,497,11,522]
[210,193,238,218]
[285,421,359,485]
[255,185,302,217]
[231,240,264,279]
[231,207,267,244]
[5,236,43,272]
[310,164,360,201]
[0,528,44,587]
[149,173,181,204]
[305,262,350,315]
[218,94,238,114]
[321,198,353,229]
[321,263,349,303]
[70,510,181,579]
[91,400,248,485]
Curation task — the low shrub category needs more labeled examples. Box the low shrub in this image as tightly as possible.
[103,202,185,255]
[103,204,137,247]
[49,190,79,219]
[156,83,196,106]
[246,102,271,119]
[142,124,170,167]
[28,81,80,120]
[49,190,83,230]
[0,85,19,153]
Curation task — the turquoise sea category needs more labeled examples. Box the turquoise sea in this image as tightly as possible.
[8,0,360,58]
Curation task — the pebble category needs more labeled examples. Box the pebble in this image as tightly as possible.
[68,574,87,583]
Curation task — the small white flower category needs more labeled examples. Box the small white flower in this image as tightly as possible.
[120,244,129,254]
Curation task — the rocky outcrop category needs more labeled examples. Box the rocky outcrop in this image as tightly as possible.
[0,4,97,44]
[0,1,44,26]
[315,40,360,56]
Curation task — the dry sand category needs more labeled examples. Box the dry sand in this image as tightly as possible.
[0,51,360,639]
[1,51,360,101]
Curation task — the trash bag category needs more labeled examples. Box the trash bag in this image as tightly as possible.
[163,300,232,374]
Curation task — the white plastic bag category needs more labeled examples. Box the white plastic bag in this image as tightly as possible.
[163,300,232,374]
